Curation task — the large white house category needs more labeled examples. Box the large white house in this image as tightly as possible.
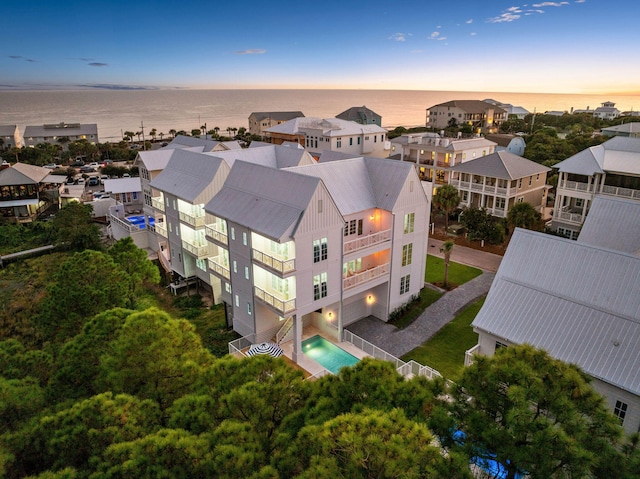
[204,156,429,364]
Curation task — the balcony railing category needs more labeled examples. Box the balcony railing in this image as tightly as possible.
[154,223,167,237]
[179,211,205,228]
[254,286,296,315]
[558,211,584,223]
[205,224,228,245]
[464,344,480,367]
[560,180,594,192]
[252,250,295,274]
[601,185,640,199]
[182,239,208,258]
[208,256,230,280]
[343,229,391,254]
[343,263,390,290]
[151,196,165,212]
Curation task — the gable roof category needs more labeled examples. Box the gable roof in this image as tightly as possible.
[249,111,304,122]
[167,135,224,152]
[472,228,640,396]
[23,123,97,137]
[208,144,315,169]
[0,162,51,186]
[448,151,550,179]
[554,136,640,176]
[135,147,203,172]
[266,117,386,136]
[103,177,141,194]
[485,133,521,148]
[0,125,18,136]
[336,105,382,122]
[601,122,640,134]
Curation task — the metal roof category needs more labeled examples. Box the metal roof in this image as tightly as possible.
[249,111,305,122]
[472,228,640,395]
[336,105,382,123]
[577,196,640,256]
[266,117,386,136]
[103,177,141,194]
[427,100,507,114]
[0,162,50,185]
[602,122,640,134]
[23,123,97,137]
[167,135,224,152]
[554,136,640,175]
[0,125,18,136]
[135,148,200,172]
[448,151,550,179]
[207,144,315,169]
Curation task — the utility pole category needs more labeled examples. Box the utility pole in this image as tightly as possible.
[140,121,146,151]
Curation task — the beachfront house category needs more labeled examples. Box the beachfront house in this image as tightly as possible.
[593,101,621,120]
[248,111,305,137]
[426,100,507,132]
[483,99,530,120]
[551,136,640,239]
[447,151,550,218]
[466,223,640,435]
[335,106,382,126]
[204,156,429,365]
[22,122,98,150]
[0,125,23,149]
[266,117,390,159]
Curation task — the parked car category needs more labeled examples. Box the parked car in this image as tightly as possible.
[101,159,113,167]
[76,178,85,185]
[43,163,61,169]
[100,174,109,184]
[122,173,131,178]
[88,162,100,168]
[88,177,100,187]
[73,159,85,167]
[79,165,95,173]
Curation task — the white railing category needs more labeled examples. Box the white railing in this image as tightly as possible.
[470,183,484,191]
[155,223,167,237]
[495,187,507,195]
[205,224,228,245]
[182,239,208,258]
[275,316,294,344]
[343,263,389,290]
[601,185,640,199]
[157,248,172,272]
[254,286,296,315]
[109,214,138,232]
[342,330,441,380]
[465,344,480,367]
[558,211,583,223]
[491,207,506,216]
[208,256,230,279]
[179,210,205,228]
[343,229,391,254]
[562,180,592,192]
[252,250,295,274]
[151,196,165,211]
[228,336,253,358]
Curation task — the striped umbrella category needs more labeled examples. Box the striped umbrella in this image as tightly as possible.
[246,342,284,358]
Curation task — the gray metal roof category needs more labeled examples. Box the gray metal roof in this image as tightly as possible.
[249,111,305,122]
[428,100,507,114]
[149,149,226,203]
[204,161,320,241]
[103,177,141,194]
[554,136,640,175]
[0,162,50,185]
[207,144,315,169]
[577,196,640,256]
[448,151,550,179]
[266,117,386,136]
[601,122,640,134]
[135,148,201,172]
[167,135,223,152]
[472,228,640,395]
[0,125,18,136]
[23,122,97,137]
[336,105,382,123]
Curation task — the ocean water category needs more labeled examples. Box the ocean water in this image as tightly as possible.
[1,89,638,142]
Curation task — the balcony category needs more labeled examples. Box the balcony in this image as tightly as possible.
[601,185,640,200]
[179,211,205,228]
[208,256,230,280]
[252,250,295,274]
[254,286,296,315]
[558,211,584,224]
[154,223,167,237]
[343,263,390,290]
[182,239,208,258]
[559,180,595,193]
[151,196,165,212]
[205,224,228,245]
[343,229,391,254]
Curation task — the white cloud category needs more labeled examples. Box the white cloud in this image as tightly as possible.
[235,49,266,54]
[532,1,568,6]
[428,31,447,41]
[470,32,477,36]
[388,32,411,42]
[466,19,473,24]
[488,12,521,23]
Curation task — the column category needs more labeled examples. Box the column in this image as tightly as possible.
[291,314,302,363]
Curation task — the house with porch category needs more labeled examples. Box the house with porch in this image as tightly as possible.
[551,136,640,239]
[204,156,429,366]
[249,111,305,137]
[336,106,382,126]
[467,227,640,435]
[426,100,506,132]
[0,162,66,222]
[593,101,621,120]
[447,151,550,218]
[23,122,98,149]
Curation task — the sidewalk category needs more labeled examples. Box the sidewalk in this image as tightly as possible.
[427,238,503,273]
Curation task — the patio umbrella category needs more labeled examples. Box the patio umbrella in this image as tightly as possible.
[246,342,284,358]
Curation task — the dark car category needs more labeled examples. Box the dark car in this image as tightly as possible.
[73,159,85,167]
[88,177,100,187]
[79,165,95,173]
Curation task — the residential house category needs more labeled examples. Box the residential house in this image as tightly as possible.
[248,111,305,137]
[389,132,496,186]
[601,122,640,138]
[336,106,382,126]
[23,122,98,149]
[483,99,530,120]
[266,117,389,159]
[485,133,526,157]
[467,226,640,435]
[165,134,242,152]
[0,162,66,222]
[425,100,506,132]
[204,156,429,366]
[0,125,23,149]
[551,136,640,239]
[448,151,550,218]
[593,101,621,120]
[103,177,142,210]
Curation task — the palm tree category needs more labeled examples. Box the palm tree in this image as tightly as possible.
[213,127,220,138]
[169,129,177,139]
[433,184,461,231]
[149,128,157,142]
[440,241,455,289]
[507,202,542,234]
[159,132,164,141]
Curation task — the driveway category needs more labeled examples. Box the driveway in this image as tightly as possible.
[427,238,502,272]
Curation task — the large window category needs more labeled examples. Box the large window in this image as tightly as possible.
[344,219,363,237]
[400,274,411,294]
[313,273,328,300]
[402,243,413,266]
[614,400,628,425]
[313,237,328,263]
[404,213,415,234]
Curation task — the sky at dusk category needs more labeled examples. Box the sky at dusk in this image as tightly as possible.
[2,0,638,94]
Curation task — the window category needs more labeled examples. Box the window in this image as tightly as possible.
[495,197,506,209]
[462,191,469,202]
[357,137,361,145]
[374,135,377,142]
[313,238,328,263]
[357,219,363,235]
[344,219,359,236]
[313,273,328,300]
[614,400,628,425]
[247,303,252,315]
[233,260,237,273]
[231,227,235,241]
[529,176,532,186]
[495,341,508,350]
[242,232,247,245]
[235,294,239,307]
[402,243,413,266]
[518,179,523,188]
[404,212,415,234]
[349,138,353,146]
[337,138,342,148]
[575,198,584,208]
[400,274,411,294]
[225,282,232,294]
[244,266,249,280]
[318,199,323,213]
[517,197,523,203]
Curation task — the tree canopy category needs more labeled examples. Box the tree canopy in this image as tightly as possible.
[52,202,102,251]
[433,184,461,230]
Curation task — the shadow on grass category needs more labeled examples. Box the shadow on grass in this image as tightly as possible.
[388,287,444,330]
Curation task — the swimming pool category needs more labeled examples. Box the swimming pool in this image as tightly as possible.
[125,215,155,229]
[302,335,359,374]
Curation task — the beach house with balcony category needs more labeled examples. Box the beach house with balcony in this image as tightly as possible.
[204,156,429,365]
[466,226,640,435]
[551,136,640,239]
[335,106,382,126]
[426,100,506,132]
[248,111,305,137]
[447,151,550,218]
[593,101,621,120]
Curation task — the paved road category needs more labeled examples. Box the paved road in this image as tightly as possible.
[345,239,502,358]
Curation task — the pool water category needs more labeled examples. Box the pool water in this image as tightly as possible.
[302,335,359,374]
[125,215,155,229]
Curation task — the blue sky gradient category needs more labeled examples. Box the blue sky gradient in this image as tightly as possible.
[3,0,638,93]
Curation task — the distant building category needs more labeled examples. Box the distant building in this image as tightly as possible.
[165,135,242,152]
[485,133,526,156]
[0,125,23,149]
[593,101,621,120]
[336,106,382,126]
[601,122,640,138]
[426,100,506,132]
[483,99,530,120]
[23,122,98,149]
[248,111,305,137]
[544,110,566,116]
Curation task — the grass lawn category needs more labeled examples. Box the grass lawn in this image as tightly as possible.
[401,297,485,381]
[388,287,444,329]
[425,255,482,289]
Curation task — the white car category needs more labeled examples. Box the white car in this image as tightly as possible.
[100,175,109,184]
[88,162,100,168]
[77,178,85,185]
